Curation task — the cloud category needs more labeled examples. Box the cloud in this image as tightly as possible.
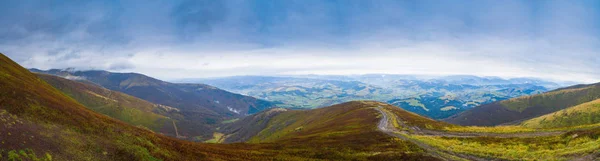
[1,0,599,83]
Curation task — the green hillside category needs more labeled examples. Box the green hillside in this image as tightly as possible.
[522,98,600,128]
[31,69,276,140]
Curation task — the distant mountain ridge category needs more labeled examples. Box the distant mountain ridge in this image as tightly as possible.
[445,82,600,126]
[184,75,553,119]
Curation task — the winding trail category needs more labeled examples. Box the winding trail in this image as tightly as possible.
[375,107,487,161]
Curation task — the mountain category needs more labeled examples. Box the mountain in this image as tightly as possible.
[35,73,189,138]
[31,69,276,140]
[185,76,396,109]
[521,98,600,128]
[185,75,549,119]
[217,101,439,160]
[445,82,600,126]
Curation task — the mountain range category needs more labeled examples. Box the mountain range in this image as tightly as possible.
[2,53,600,160]
[182,75,553,119]
[30,68,276,141]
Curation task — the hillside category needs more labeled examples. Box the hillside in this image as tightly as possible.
[521,98,600,128]
[31,69,276,139]
[226,101,438,160]
[445,82,600,126]
[219,108,289,143]
[34,74,194,138]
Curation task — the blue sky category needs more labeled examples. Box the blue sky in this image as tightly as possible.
[1,0,600,83]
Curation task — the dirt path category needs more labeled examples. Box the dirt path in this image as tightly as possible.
[375,107,488,161]
[378,106,563,138]
[172,120,180,138]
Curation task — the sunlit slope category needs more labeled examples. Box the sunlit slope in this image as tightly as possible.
[227,101,437,160]
[446,83,600,126]
[35,74,181,136]
[522,98,600,128]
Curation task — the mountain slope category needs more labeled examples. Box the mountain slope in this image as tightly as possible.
[521,98,600,128]
[225,101,438,160]
[35,73,186,137]
[31,69,276,139]
[445,82,600,126]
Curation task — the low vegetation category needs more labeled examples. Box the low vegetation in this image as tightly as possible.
[407,130,600,160]
[35,74,181,136]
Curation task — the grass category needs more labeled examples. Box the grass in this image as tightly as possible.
[204,132,225,143]
[407,131,600,160]
[221,118,239,124]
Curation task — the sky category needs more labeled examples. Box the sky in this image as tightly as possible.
[1,0,600,83]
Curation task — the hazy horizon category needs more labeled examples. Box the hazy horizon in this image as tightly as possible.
[2,0,600,83]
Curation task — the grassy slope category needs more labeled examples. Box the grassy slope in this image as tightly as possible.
[33,69,276,139]
[522,98,600,128]
[445,83,600,126]
[35,74,179,135]
[247,101,436,160]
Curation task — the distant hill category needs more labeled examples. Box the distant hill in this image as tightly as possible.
[445,82,600,126]
[521,98,600,128]
[187,75,549,119]
[186,76,396,109]
[31,68,276,140]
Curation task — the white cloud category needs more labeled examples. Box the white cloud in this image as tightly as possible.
[1,0,600,83]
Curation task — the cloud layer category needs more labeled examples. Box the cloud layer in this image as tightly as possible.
[1,0,600,83]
